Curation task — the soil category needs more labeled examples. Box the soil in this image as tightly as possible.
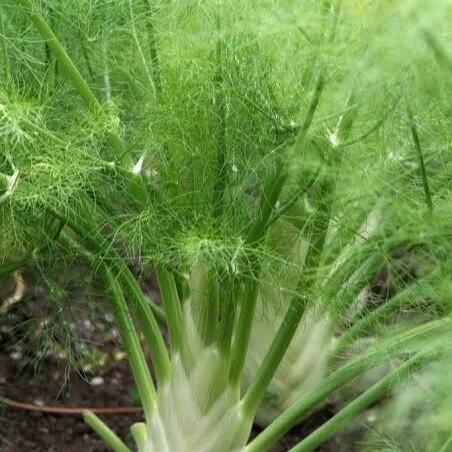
[0,353,143,452]
[0,353,363,452]
[0,269,372,452]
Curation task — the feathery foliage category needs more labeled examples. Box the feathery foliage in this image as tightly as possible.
[1,0,451,450]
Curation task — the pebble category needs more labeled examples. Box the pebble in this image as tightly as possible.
[90,376,104,386]
[10,350,23,360]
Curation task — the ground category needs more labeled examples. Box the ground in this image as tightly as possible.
[0,269,377,451]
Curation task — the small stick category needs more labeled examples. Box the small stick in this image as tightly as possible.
[0,395,143,415]
[0,271,26,314]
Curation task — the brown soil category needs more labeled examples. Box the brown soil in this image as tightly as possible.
[0,330,363,452]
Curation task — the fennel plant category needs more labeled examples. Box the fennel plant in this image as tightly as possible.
[1,0,451,450]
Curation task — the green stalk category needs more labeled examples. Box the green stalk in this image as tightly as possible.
[289,74,325,159]
[246,319,450,452]
[16,0,151,209]
[246,73,325,245]
[20,118,67,146]
[228,282,259,387]
[302,176,335,275]
[189,264,220,346]
[53,207,171,385]
[43,5,58,92]
[245,154,287,245]
[241,292,307,416]
[289,350,433,452]
[56,200,166,326]
[155,266,183,353]
[141,0,162,93]
[338,99,398,148]
[438,434,452,452]
[229,75,326,381]
[102,268,156,419]
[130,423,147,451]
[84,412,131,452]
[242,176,334,416]
[407,106,433,214]
[119,268,171,383]
[129,0,156,94]
[264,171,318,231]
[0,7,10,71]
[218,280,237,355]
[17,0,123,152]
[77,195,167,327]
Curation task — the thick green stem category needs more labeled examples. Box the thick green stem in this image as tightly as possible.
[189,264,220,346]
[232,76,326,386]
[246,319,450,451]
[129,0,156,94]
[43,5,58,92]
[17,0,127,158]
[53,207,171,385]
[131,422,147,451]
[84,411,131,452]
[119,268,171,383]
[241,294,307,417]
[246,73,325,245]
[155,266,183,353]
[242,175,334,415]
[102,268,156,419]
[289,350,434,452]
[17,0,152,211]
[289,74,325,159]
[338,100,397,148]
[303,177,335,275]
[17,0,96,109]
[20,118,67,146]
[228,282,259,387]
[0,7,10,71]
[264,171,318,231]
[218,280,237,355]
[229,75,327,379]
[80,195,167,326]
[141,0,162,93]
[246,155,287,245]
[439,434,452,452]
